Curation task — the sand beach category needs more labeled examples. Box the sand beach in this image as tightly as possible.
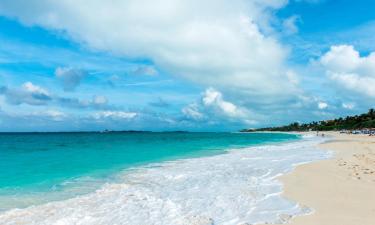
[272,132,375,225]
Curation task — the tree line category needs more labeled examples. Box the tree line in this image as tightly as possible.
[241,109,375,132]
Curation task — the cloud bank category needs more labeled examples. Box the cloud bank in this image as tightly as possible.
[2,1,372,131]
[320,45,375,98]
[0,82,114,110]
[0,0,297,102]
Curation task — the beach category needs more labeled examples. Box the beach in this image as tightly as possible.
[0,132,328,225]
[0,132,374,224]
[271,132,375,225]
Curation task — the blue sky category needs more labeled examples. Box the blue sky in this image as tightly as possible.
[0,0,374,132]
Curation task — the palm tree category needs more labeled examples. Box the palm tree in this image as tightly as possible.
[369,108,374,117]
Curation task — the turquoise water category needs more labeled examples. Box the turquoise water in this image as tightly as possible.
[0,132,299,209]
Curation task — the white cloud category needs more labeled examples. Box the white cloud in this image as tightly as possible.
[320,45,375,98]
[55,67,86,91]
[329,72,375,97]
[182,103,204,120]
[93,111,138,120]
[0,82,52,105]
[30,110,67,121]
[286,70,299,85]
[44,110,66,118]
[202,88,247,118]
[1,82,117,110]
[282,15,300,35]
[0,0,298,102]
[317,101,328,109]
[342,102,354,109]
[23,82,50,96]
[320,45,361,73]
[58,95,114,110]
[183,87,256,125]
[92,95,108,105]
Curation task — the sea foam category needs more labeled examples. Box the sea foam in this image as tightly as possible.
[0,136,330,225]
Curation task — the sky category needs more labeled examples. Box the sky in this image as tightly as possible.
[0,0,374,132]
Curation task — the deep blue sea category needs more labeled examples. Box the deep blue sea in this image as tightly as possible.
[0,132,330,225]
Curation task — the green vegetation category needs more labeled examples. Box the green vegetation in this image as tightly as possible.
[242,109,375,132]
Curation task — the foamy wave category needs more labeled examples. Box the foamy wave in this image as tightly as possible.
[0,136,330,225]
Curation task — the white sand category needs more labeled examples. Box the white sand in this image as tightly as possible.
[270,132,375,225]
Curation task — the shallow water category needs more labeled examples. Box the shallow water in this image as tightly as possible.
[0,132,298,210]
[0,132,331,225]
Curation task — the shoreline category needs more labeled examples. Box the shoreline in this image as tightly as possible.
[271,131,375,225]
[1,132,373,224]
[0,133,326,224]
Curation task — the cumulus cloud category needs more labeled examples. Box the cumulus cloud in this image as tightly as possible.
[319,45,375,98]
[182,103,204,120]
[317,101,328,109]
[329,73,375,97]
[182,87,256,125]
[202,88,248,118]
[0,82,52,105]
[320,45,361,73]
[0,0,299,103]
[55,67,87,91]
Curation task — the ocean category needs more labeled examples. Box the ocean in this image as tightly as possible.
[0,132,330,224]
